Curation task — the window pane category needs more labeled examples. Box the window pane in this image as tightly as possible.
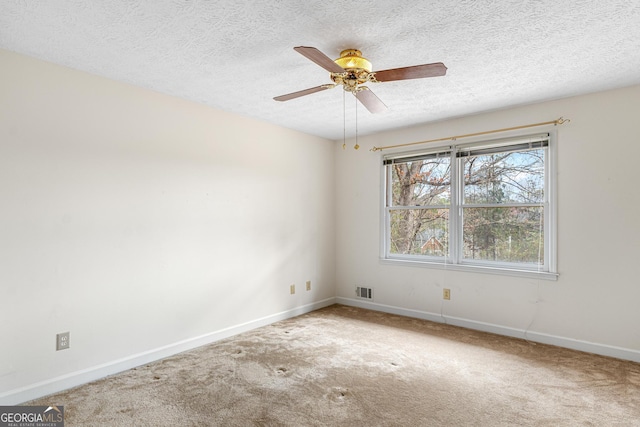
[390,157,451,207]
[389,209,449,256]
[463,149,544,204]
[462,207,543,264]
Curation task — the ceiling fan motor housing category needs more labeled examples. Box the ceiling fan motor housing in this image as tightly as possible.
[331,49,377,92]
[334,49,372,72]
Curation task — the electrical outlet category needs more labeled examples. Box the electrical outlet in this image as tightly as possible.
[443,288,451,300]
[56,332,70,351]
[306,280,311,291]
[290,284,295,295]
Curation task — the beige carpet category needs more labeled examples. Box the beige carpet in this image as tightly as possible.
[28,304,640,426]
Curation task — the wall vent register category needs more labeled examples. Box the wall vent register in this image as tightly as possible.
[356,287,373,299]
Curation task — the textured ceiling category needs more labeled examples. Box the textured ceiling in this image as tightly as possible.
[2,1,640,140]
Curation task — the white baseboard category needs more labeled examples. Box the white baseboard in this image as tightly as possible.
[336,297,640,363]
[1,297,336,405]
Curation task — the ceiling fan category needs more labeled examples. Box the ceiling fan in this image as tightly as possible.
[273,46,447,113]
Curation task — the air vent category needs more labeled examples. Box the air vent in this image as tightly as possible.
[355,287,373,299]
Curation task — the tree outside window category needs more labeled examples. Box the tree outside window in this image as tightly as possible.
[384,135,553,274]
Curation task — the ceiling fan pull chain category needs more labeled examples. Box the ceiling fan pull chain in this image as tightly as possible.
[354,92,360,150]
[343,90,346,150]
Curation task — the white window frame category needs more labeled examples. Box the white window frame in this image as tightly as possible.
[380,132,558,280]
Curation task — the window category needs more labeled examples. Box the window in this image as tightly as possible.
[382,133,556,278]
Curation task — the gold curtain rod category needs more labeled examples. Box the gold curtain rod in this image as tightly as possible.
[370,117,570,152]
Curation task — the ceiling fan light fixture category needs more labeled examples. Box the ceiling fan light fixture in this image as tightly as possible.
[334,49,372,72]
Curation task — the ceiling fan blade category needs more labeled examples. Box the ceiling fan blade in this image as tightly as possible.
[373,62,447,82]
[294,46,346,73]
[355,87,387,114]
[273,85,334,102]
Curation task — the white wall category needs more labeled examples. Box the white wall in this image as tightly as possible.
[336,84,640,360]
[0,49,336,403]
